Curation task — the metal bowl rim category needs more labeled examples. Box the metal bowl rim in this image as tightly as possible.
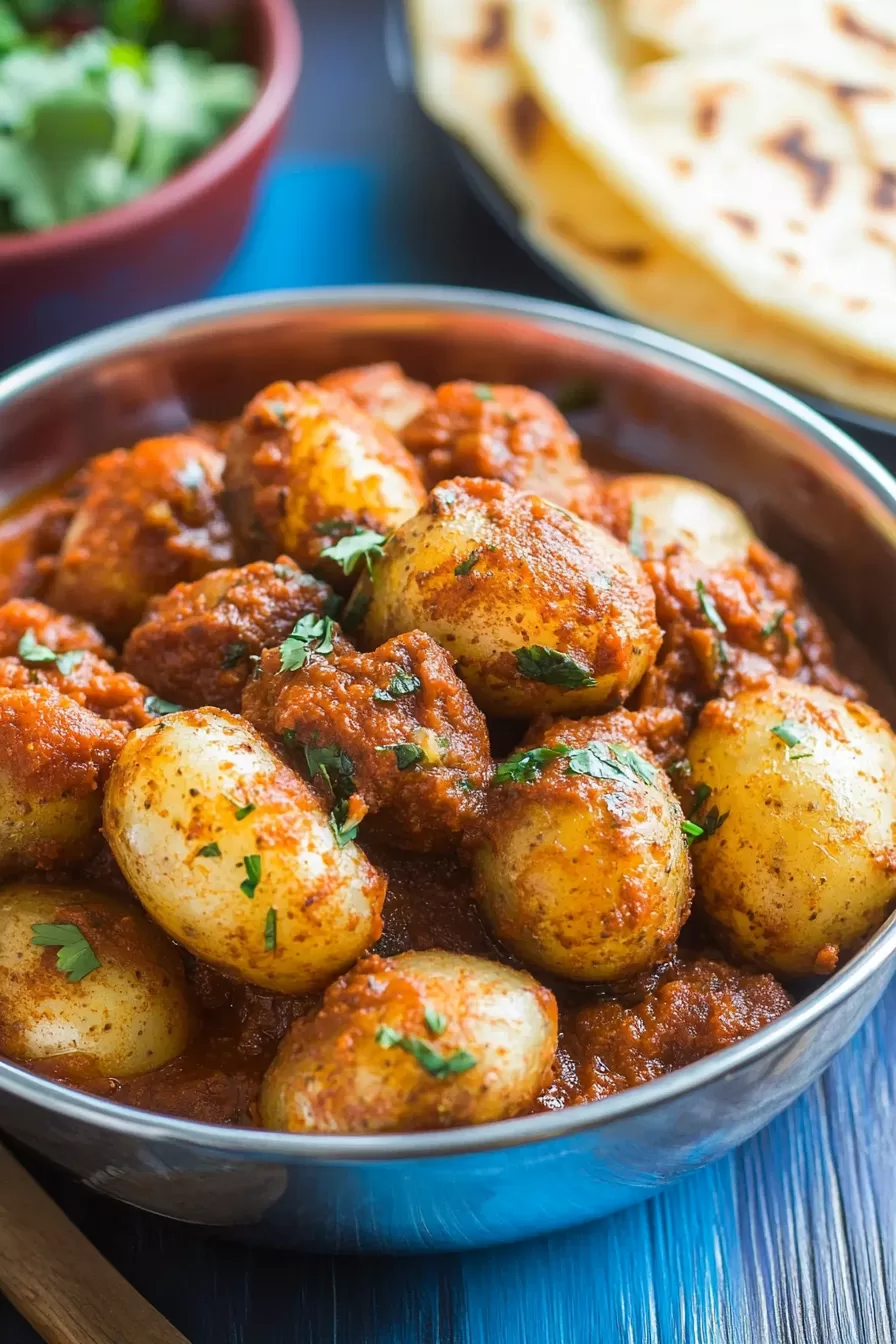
[1,283,894,1162]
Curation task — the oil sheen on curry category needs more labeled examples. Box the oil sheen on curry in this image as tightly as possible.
[0,365,893,1134]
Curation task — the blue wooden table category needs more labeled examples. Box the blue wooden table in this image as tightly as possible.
[5,2,896,1339]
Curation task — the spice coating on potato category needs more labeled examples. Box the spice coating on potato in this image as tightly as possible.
[318,362,434,433]
[265,629,493,852]
[0,883,190,1078]
[473,712,692,982]
[259,950,557,1133]
[402,380,600,514]
[223,380,426,583]
[0,686,125,874]
[123,558,339,713]
[359,477,661,716]
[685,678,896,975]
[47,436,235,643]
[103,708,387,993]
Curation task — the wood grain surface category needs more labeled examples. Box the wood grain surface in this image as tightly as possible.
[3,3,896,1339]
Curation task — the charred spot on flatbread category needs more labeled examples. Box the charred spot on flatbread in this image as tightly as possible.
[872,169,896,211]
[720,211,757,237]
[833,6,896,55]
[764,126,835,207]
[477,3,507,53]
[507,91,545,157]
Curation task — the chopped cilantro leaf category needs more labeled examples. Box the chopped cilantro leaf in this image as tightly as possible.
[263,400,291,427]
[198,842,221,858]
[145,695,182,716]
[696,580,726,635]
[304,743,356,800]
[472,385,494,401]
[341,588,371,634]
[565,741,656,787]
[176,459,205,491]
[690,783,711,816]
[376,743,426,770]
[513,646,596,689]
[424,1007,447,1036]
[31,923,100,982]
[681,819,704,845]
[760,608,787,639]
[374,1025,477,1078]
[17,629,85,675]
[329,797,360,847]
[263,907,277,951]
[233,802,255,821]
[454,549,481,577]
[373,673,423,703]
[320,528,386,577]
[273,562,299,580]
[494,745,570,785]
[770,721,805,749]
[240,853,261,899]
[278,614,335,672]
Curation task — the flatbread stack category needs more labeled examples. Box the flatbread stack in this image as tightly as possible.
[406,0,896,417]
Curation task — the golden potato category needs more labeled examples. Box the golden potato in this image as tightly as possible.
[48,436,234,643]
[318,362,434,433]
[259,950,558,1133]
[601,475,756,568]
[0,686,124,874]
[0,883,190,1077]
[473,713,692,981]
[359,478,660,716]
[685,678,896,975]
[223,380,426,584]
[103,707,387,993]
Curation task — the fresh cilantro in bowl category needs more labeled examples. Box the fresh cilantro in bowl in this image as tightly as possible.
[0,0,258,231]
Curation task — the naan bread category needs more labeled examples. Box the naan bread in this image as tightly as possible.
[510,0,896,368]
[407,0,896,415]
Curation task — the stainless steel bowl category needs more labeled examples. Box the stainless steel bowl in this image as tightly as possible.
[1,287,895,1254]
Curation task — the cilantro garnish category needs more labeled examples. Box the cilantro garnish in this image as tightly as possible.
[329,797,360,847]
[566,741,657,787]
[240,853,261,899]
[424,1008,447,1036]
[760,608,787,639]
[373,673,422,703]
[494,746,571,785]
[304,743,356,800]
[376,743,426,770]
[472,385,494,401]
[681,819,704,845]
[144,695,182,716]
[340,588,371,634]
[198,842,221,858]
[278,614,335,673]
[513,646,596,689]
[176,459,205,491]
[320,528,386,577]
[771,720,813,759]
[454,550,481,577]
[221,642,247,669]
[696,580,726,635]
[31,923,100,982]
[17,630,85,677]
[263,907,277,951]
[374,1025,476,1078]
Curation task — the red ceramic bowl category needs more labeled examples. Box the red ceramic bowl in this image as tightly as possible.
[0,0,301,370]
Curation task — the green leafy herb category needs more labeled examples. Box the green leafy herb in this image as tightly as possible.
[233,801,255,821]
[240,853,261,899]
[629,501,646,560]
[699,805,728,839]
[329,797,360,847]
[454,549,481,577]
[221,642,247,669]
[31,923,100,982]
[552,377,601,414]
[144,695,182,716]
[771,720,813,759]
[513,646,596,689]
[472,384,494,401]
[263,906,277,951]
[376,743,426,770]
[320,528,386,577]
[278,614,335,673]
[340,588,371,634]
[198,842,221,858]
[273,562,298,580]
[374,1025,477,1079]
[690,782,711,816]
[423,1007,447,1036]
[176,459,205,490]
[687,783,728,842]
[667,758,691,777]
[760,607,787,639]
[17,629,86,676]
[304,743,355,800]
[565,741,656,787]
[373,673,422,703]
[0,32,258,236]
[681,819,704,845]
[696,580,726,635]
[263,400,290,427]
[494,745,571,785]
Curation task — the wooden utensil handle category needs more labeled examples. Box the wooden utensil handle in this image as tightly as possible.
[0,1141,189,1344]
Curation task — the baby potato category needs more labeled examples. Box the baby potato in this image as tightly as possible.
[359,477,660,716]
[48,436,235,643]
[685,678,896,975]
[223,380,426,583]
[259,950,558,1133]
[122,558,338,713]
[103,707,387,993]
[473,713,692,982]
[0,686,124,874]
[318,362,434,433]
[0,882,190,1077]
[600,475,756,569]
